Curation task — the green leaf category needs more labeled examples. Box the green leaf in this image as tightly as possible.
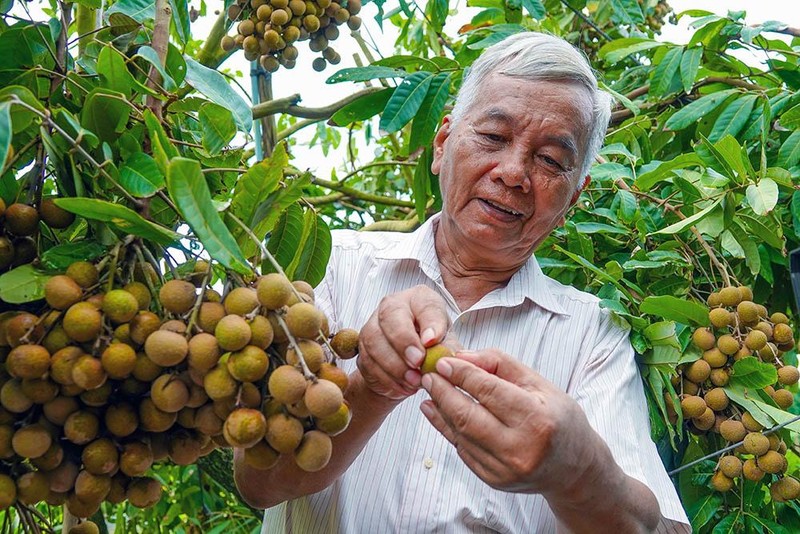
[231,143,286,229]
[248,173,311,252]
[289,212,332,287]
[0,102,10,172]
[169,0,191,45]
[746,178,779,216]
[574,222,629,235]
[639,295,710,326]
[651,47,683,97]
[134,45,176,92]
[680,46,702,94]
[650,197,723,235]
[373,55,438,72]
[723,384,773,429]
[712,135,748,182]
[199,102,236,156]
[709,94,758,142]
[698,135,738,182]
[633,154,703,190]
[729,357,778,389]
[781,103,800,130]
[96,45,135,96]
[521,0,545,18]
[0,86,45,134]
[687,493,723,530]
[166,158,251,274]
[0,265,52,304]
[609,0,644,24]
[264,204,305,273]
[81,89,131,143]
[53,198,178,245]
[326,66,409,84]
[40,242,106,271]
[598,38,662,64]
[712,512,742,534]
[183,56,252,132]
[379,72,435,135]
[409,72,451,153]
[413,147,433,223]
[105,0,155,22]
[143,109,179,175]
[729,221,761,274]
[792,191,800,238]
[777,130,800,169]
[664,89,738,131]
[329,88,394,126]
[119,153,165,197]
[738,213,784,249]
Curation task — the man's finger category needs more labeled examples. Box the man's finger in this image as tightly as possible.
[377,287,449,367]
[453,348,550,391]
[407,288,450,347]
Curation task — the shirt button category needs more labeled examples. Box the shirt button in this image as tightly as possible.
[423,458,434,469]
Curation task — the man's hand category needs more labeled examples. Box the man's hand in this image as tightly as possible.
[358,285,450,400]
[419,349,660,532]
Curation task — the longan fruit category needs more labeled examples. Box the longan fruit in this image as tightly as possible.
[159,280,197,315]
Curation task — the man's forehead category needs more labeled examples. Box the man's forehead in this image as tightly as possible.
[472,107,582,156]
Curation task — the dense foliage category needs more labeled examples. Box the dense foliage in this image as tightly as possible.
[0,0,798,531]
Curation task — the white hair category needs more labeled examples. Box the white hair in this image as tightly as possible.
[450,31,612,181]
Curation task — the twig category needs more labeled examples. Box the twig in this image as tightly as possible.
[252,87,384,120]
[559,0,611,40]
[145,0,172,118]
[186,260,214,336]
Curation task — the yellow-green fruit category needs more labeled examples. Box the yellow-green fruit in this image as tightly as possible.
[771,312,789,325]
[224,408,267,448]
[271,8,289,25]
[215,314,252,351]
[1,379,33,413]
[718,455,742,478]
[718,286,742,307]
[710,471,734,492]
[758,342,778,362]
[742,458,764,481]
[139,397,177,432]
[64,410,100,445]
[66,261,98,288]
[5,203,39,235]
[203,365,238,400]
[257,273,293,310]
[692,407,715,431]
[68,521,100,534]
[285,302,323,339]
[707,292,721,307]
[716,335,739,356]
[16,471,50,505]
[778,365,800,386]
[710,368,729,387]
[737,300,760,325]
[704,388,729,412]
[126,476,162,508]
[198,302,226,334]
[224,287,260,316]
[22,378,58,403]
[303,14,320,31]
[63,302,102,342]
[774,323,794,344]
[708,308,731,329]
[100,343,137,379]
[771,477,800,502]
[45,275,83,310]
[188,332,221,371]
[680,395,706,418]
[0,474,16,510]
[43,324,71,353]
[737,286,753,301]
[742,412,763,432]
[159,280,197,315]
[81,381,112,406]
[286,340,324,373]
[227,345,269,382]
[265,413,304,453]
[743,432,770,456]
[82,438,119,475]
[124,282,152,310]
[421,344,454,374]
[144,330,188,367]
[288,0,305,15]
[102,289,139,324]
[261,55,280,72]
[317,362,348,392]
[744,330,767,351]
[304,379,343,418]
[773,388,794,409]
[133,352,162,382]
[248,314,274,349]
[691,328,716,350]
[719,419,747,443]
[150,374,190,413]
[12,424,52,458]
[72,355,107,390]
[105,403,138,438]
[268,365,307,404]
[238,18,255,36]
[757,449,787,474]
[6,344,50,379]
[294,430,332,472]
[702,348,726,369]
[315,402,351,436]
[244,440,280,470]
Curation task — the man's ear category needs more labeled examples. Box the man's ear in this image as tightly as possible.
[569,175,590,205]
[430,116,452,175]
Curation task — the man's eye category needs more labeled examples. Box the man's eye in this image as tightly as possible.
[540,155,563,170]
[481,133,504,143]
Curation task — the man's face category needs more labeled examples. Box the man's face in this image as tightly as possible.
[431,76,593,267]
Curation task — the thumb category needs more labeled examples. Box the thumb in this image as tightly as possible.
[453,348,546,389]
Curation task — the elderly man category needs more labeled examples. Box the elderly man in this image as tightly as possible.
[235,31,691,532]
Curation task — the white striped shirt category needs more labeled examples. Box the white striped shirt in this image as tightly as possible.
[262,215,690,533]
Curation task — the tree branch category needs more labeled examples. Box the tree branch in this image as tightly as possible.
[145,0,171,118]
[310,176,414,208]
[252,87,384,120]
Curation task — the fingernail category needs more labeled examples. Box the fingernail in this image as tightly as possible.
[421,373,433,391]
[436,358,453,378]
[404,369,421,387]
[455,350,479,357]
[421,328,436,345]
[405,346,424,367]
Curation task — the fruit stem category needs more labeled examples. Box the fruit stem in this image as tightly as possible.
[106,241,124,293]
[273,312,314,380]
[186,260,214,338]
[134,244,163,316]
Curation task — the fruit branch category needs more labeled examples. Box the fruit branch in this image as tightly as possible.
[668,411,800,476]
[252,87,383,120]
[145,0,172,118]
[186,260,214,337]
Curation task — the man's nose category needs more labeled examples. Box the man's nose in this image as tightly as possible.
[488,148,531,193]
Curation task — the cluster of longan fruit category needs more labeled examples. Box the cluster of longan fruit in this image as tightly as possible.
[0,198,75,273]
[219,0,362,72]
[0,254,356,521]
[670,285,799,500]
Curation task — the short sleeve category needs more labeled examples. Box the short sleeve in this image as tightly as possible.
[571,312,690,526]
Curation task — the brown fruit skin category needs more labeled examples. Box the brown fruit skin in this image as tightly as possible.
[144,330,189,367]
[265,413,304,453]
[126,477,162,508]
[12,424,52,458]
[224,287,260,316]
[39,199,75,229]
[62,302,102,342]
[188,332,221,371]
[294,430,332,472]
[68,521,100,534]
[304,379,343,418]
[215,314,252,351]
[778,365,800,386]
[704,388,729,412]
[0,474,17,510]
[757,450,787,474]
[773,388,794,409]
[331,328,359,359]
[708,308,731,329]
[45,275,83,310]
[702,348,727,368]
[16,471,50,505]
[774,323,794,344]
[224,408,267,448]
[160,280,197,315]
[257,273,293,309]
[710,471,734,492]
[684,359,711,383]
[718,455,742,478]
[198,302,226,333]
[680,396,706,418]
[6,344,50,379]
[743,432,770,456]
[718,286,742,307]
[150,374,190,413]
[5,203,39,235]
[719,420,747,443]
[285,302,323,338]
[105,403,138,438]
[691,328,716,350]
[772,477,800,502]
[65,261,99,288]
[268,365,307,404]
[692,407,715,431]
[64,411,100,445]
[286,340,324,372]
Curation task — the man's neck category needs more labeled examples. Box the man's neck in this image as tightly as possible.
[433,221,526,310]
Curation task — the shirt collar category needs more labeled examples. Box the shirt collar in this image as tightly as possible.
[374,213,568,316]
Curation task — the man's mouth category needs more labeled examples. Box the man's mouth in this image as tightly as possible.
[481,198,522,217]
